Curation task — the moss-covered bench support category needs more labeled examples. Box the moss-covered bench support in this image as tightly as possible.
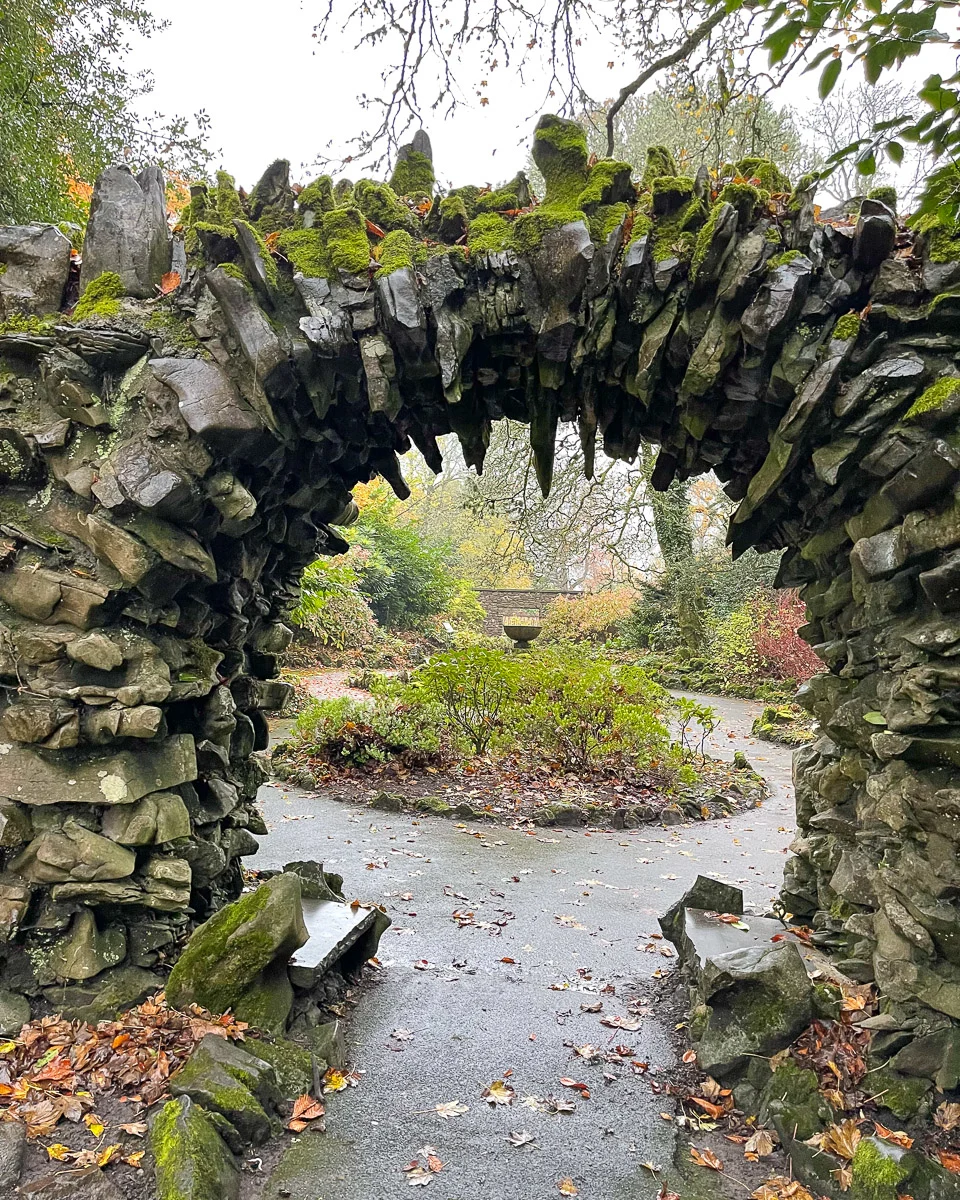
[0,114,959,1063]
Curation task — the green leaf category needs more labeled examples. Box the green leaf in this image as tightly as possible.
[765,20,803,64]
[819,57,843,99]
[885,140,904,165]
[863,711,887,725]
[856,149,877,175]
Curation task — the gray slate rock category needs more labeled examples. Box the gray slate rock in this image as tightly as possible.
[0,987,29,1035]
[170,1032,280,1145]
[660,874,743,945]
[150,1095,240,1200]
[0,1120,24,1191]
[0,224,72,316]
[81,164,170,298]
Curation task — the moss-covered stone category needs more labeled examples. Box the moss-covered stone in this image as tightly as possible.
[578,160,633,209]
[246,1036,314,1097]
[151,1095,239,1200]
[868,1064,932,1121]
[297,175,335,217]
[736,156,791,193]
[354,180,416,233]
[904,375,960,422]
[531,114,590,205]
[467,212,510,255]
[165,873,307,1017]
[474,173,530,214]
[849,1137,910,1200]
[832,311,861,341]
[73,271,124,320]
[275,229,326,278]
[641,145,678,189]
[511,204,586,254]
[768,249,801,270]
[375,229,417,279]
[415,795,453,816]
[319,206,371,276]
[868,185,897,210]
[718,181,764,225]
[587,202,630,244]
[234,219,279,290]
[389,150,435,199]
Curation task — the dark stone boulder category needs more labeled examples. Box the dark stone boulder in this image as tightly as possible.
[150,1095,239,1200]
[149,357,264,453]
[80,164,170,298]
[169,1032,280,1144]
[0,224,71,316]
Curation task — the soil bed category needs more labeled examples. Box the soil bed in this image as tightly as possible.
[270,749,768,828]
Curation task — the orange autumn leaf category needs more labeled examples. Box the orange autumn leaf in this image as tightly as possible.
[939,1150,960,1174]
[873,1122,912,1149]
[689,1097,725,1119]
[158,271,181,296]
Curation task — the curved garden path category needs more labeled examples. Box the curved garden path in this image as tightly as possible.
[252,690,795,1199]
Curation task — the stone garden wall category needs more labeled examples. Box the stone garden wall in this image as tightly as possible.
[476,587,581,635]
[1,118,960,1052]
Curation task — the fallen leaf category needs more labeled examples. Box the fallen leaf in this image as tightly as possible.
[690,1146,723,1171]
[744,1129,775,1160]
[600,1016,641,1031]
[391,1029,414,1042]
[507,1129,536,1147]
[158,271,181,295]
[434,1101,469,1119]
[818,1119,861,1161]
[123,1150,146,1168]
[481,1080,515,1106]
[873,1121,912,1149]
[751,1178,815,1200]
[118,1122,148,1137]
[682,1050,697,1064]
[939,1149,960,1174]
[322,1069,348,1094]
[936,1101,960,1131]
[558,1179,578,1195]
[46,1144,73,1161]
[405,1165,434,1186]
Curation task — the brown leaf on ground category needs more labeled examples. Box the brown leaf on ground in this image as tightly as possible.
[751,1179,816,1200]
[690,1146,723,1170]
[939,1149,960,1174]
[744,1129,776,1160]
[158,271,181,295]
[936,1101,960,1131]
[817,1119,861,1161]
[481,1080,515,1105]
[507,1130,536,1147]
[434,1101,468,1119]
[557,1179,578,1195]
[682,1050,697,1064]
[690,1097,726,1119]
[873,1121,912,1149]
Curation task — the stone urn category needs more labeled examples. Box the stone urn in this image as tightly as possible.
[503,622,542,652]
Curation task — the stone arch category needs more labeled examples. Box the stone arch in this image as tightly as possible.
[0,119,957,1033]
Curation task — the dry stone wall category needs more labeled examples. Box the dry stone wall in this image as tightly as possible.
[0,121,959,1047]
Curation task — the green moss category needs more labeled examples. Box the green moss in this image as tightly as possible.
[426,243,468,264]
[467,212,510,255]
[588,202,630,243]
[247,1037,313,1097]
[904,375,960,421]
[389,150,435,198]
[768,249,801,270]
[151,1097,237,1200]
[868,1066,931,1121]
[375,229,416,278]
[850,1138,910,1199]
[812,980,843,1020]
[439,194,469,223]
[651,190,704,264]
[319,206,372,277]
[474,174,530,214]
[275,229,325,277]
[736,156,791,193]
[652,175,694,205]
[297,175,335,216]
[446,184,482,216]
[354,180,416,232]
[690,201,727,276]
[641,145,678,189]
[832,312,861,341]
[578,160,633,209]
[626,210,653,248]
[144,307,204,353]
[511,204,586,254]
[0,313,55,335]
[416,795,453,816]
[73,271,124,320]
[532,114,590,205]
[867,185,898,210]
[718,181,764,225]
[214,262,250,286]
[214,171,244,221]
[923,223,960,264]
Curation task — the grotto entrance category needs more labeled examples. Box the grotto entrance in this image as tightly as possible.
[0,113,959,1064]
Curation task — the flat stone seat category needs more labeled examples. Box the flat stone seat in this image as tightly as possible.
[679,909,850,987]
[287,899,376,989]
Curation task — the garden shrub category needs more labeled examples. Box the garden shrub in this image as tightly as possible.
[406,646,520,754]
[288,695,443,767]
[513,647,672,770]
[292,558,379,651]
[539,588,636,644]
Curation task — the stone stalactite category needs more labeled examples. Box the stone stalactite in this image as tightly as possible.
[0,125,959,1045]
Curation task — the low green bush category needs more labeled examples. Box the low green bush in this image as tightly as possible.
[288,695,443,767]
[407,646,519,754]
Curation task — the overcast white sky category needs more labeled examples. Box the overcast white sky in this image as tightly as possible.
[127,0,954,193]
